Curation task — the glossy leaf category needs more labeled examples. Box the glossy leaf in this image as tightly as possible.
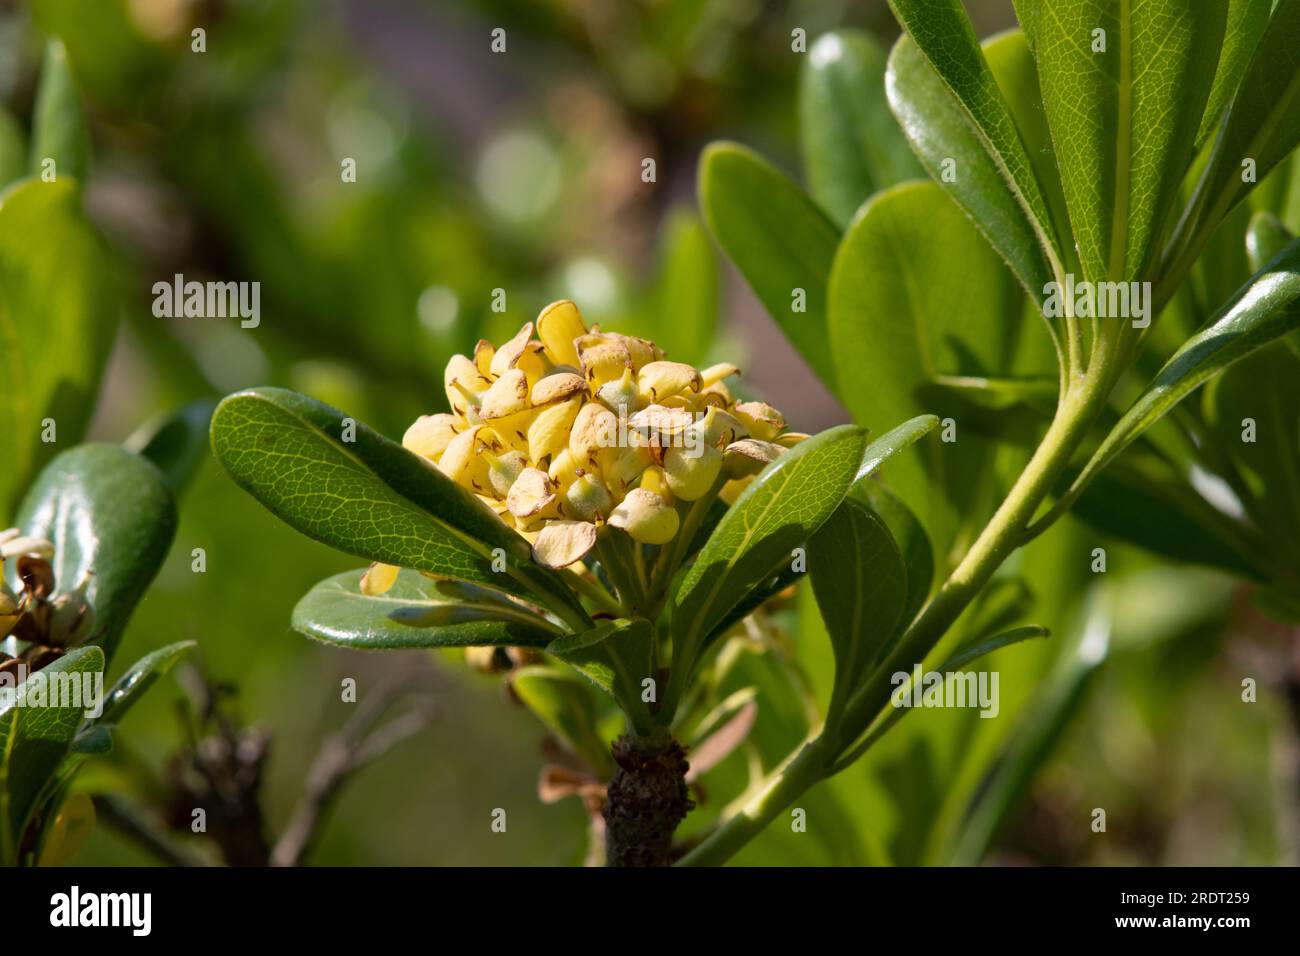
[30,40,89,182]
[125,399,216,495]
[510,666,614,777]
[939,624,1048,674]
[1246,211,1295,272]
[292,569,561,650]
[0,179,116,521]
[0,645,104,863]
[1015,0,1226,283]
[886,1,1061,286]
[547,618,654,735]
[810,495,907,725]
[96,640,196,726]
[1069,236,1300,496]
[210,387,585,622]
[799,30,923,227]
[665,425,868,716]
[698,143,841,387]
[886,34,1055,298]
[1195,0,1274,148]
[829,181,1021,544]
[855,414,940,482]
[852,480,933,634]
[14,445,177,662]
[1205,344,1300,564]
[1071,462,1268,578]
[1178,0,1300,249]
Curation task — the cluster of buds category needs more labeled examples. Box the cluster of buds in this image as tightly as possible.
[365,300,804,592]
[1,528,96,677]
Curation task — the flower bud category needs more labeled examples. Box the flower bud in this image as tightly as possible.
[565,472,612,521]
[596,366,643,413]
[609,488,679,544]
[489,321,535,377]
[506,467,557,521]
[487,449,528,498]
[664,444,722,501]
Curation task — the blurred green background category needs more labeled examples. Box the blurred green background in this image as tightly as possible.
[2,0,1291,865]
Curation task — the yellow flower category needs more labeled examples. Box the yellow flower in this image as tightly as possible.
[395,301,795,575]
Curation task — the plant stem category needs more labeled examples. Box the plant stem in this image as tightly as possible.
[676,733,831,867]
[562,567,623,617]
[680,334,1121,866]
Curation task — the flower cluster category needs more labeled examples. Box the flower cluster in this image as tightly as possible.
[1,528,95,677]
[368,300,803,589]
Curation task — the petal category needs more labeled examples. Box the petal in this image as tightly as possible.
[732,401,786,441]
[723,438,783,477]
[480,368,530,420]
[443,354,490,416]
[638,361,702,404]
[402,413,461,460]
[532,520,599,569]
[531,371,587,406]
[569,402,619,463]
[537,300,587,368]
[360,562,401,596]
[700,362,741,387]
[664,444,722,501]
[526,396,582,464]
[490,321,536,378]
[506,467,557,520]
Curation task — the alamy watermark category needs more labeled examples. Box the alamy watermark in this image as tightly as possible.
[152,273,260,328]
[890,665,999,718]
[0,664,104,718]
[1041,273,1151,329]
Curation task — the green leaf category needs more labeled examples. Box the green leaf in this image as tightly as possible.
[30,40,89,182]
[830,183,1023,434]
[0,645,104,864]
[1246,211,1295,273]
[1195,0,1274,149]
[0,109,25,188]
[1015,0,1226,283]
[1177,0,1300,252]
[292,569,561,650]
[1069,236,1300,496]
[510,666,614,777]
[652,210,718,366]
[1071,461,1269,578]
[885,1,1062,287]
[210,387,586,624]
[852,481,933,634]
[664,425,869,719]
[799,30,923,227]
[0,178,116,521]
[810,495,907,726]
[547,618,654,735]
[14,445,177,663]
[698,143,841,387]
[951,600,1108,864]
[940,624,1049,674]
[886,34,1056,299]
[125,400,216,495]
[828,181,1022,544]
[854,414,941,482]
[1205,343,1300,563]
[96,640,196,726]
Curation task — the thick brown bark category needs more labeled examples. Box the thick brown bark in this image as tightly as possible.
[603,734,693,867]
